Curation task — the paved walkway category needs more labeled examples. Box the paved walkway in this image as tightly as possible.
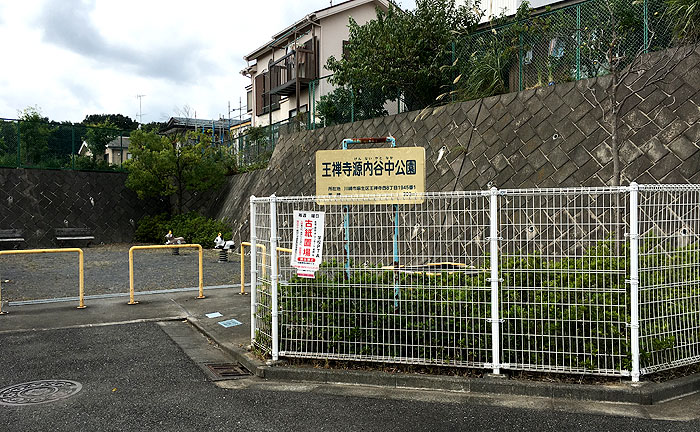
[2,286,700,422]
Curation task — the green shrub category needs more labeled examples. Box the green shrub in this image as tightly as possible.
[265,241,700,372]
[134,213,171,244]
[134,212,231,246]
[72,155,121,171]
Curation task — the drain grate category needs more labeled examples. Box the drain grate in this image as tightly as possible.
[204,363,250,380]
[0,380,83,406]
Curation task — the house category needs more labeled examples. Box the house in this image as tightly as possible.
[105,136,131,165]
[78,136,131,165]
[162,117,248,145]
[241,0,391,127]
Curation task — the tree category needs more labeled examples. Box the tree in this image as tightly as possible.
[316,86,388,126]
[666,0,700,43]
[583,0,695,186]
[326,0,480,112]
[125,129,228,214]
[84,121,119,162]
[18,106,50,166]
[140,122,166,133]
[82,114,139,131]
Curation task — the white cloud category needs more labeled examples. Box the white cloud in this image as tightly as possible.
[1,0,384,123]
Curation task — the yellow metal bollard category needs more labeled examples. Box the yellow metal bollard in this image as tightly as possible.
[239,243,293,295]
[0,278,6,315]
[128,244,204,305]
[240,242,266,295]
[0,248,86,311]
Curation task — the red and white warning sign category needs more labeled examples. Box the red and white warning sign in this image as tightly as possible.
[290,210,325,278]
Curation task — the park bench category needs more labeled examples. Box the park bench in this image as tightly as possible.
[0,229,25,249]
[55,227,95,247]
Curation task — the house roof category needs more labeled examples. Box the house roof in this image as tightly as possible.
[106,136,130,149]
[243,0,390,62]
[162,117,248,133]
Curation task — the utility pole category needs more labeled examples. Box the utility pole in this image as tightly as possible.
[136,94,146,124]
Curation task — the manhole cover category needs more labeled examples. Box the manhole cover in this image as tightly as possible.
[204,363,250,380]
[0,380,83,406]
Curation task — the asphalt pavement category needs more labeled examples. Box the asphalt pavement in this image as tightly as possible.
[0,288,699,431]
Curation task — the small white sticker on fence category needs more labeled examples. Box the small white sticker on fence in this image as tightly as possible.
[291,210,325,277]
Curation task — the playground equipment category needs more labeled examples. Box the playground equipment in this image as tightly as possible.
[214,232,236,262]
[165,230,185,255]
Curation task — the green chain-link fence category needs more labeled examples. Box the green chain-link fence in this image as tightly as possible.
[308,75,406,130]
[307,0,670,128]
[234,117,311,170]
[0,118,132,172]
[453,0,670,94]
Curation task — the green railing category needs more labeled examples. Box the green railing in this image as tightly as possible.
[308,76,406,130]
[0,118,132,172]
[234,118,309,170]
[455,0,670,93]
[308,0,671,128]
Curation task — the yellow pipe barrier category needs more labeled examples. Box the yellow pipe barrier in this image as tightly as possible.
[0,279,4,315]
[240,242,265,295]
[239,243,293,294]
[0,248,86,311]
[128,244,204,305]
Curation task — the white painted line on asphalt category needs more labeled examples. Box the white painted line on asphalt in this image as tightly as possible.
[7,284,247,306]
[0,316,187,335]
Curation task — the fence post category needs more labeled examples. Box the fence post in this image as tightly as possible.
[518,33,524,92]
[350,85,355,123]
[629,182,640,382]
[576,3,581,81]
[489,187,501,375]
[71,124,76,170]
[310,79,315,130]
[643,0,649,53]
[16,120,21,168]
[451,40,456,102]
[269,194,280,361]
[250,195,258,343]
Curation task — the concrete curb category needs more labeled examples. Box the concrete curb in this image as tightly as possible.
[187,317,700,405]
[186,316,264,378]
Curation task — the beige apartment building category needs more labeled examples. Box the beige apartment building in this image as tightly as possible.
[242,0,390,127]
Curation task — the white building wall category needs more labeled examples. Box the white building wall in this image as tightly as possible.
[250,1,385,127]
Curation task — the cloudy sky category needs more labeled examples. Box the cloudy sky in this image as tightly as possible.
[0,0,416,124]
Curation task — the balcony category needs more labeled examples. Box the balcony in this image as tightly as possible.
[267,40,317,97]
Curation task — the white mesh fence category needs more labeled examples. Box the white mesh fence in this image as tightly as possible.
[250,185,700,379]
[638,185,700,375]
[498,188,629,376]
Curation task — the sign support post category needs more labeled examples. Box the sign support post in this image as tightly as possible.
[340,136,400,308]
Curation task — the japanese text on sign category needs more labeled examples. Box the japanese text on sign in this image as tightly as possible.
[316,147,425,205]
[290,211,325,278]
[320,158,418,177]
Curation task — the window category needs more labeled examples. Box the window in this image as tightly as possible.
[254,74,265,114]
[289,104,308,119]
[246,90,253,113]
